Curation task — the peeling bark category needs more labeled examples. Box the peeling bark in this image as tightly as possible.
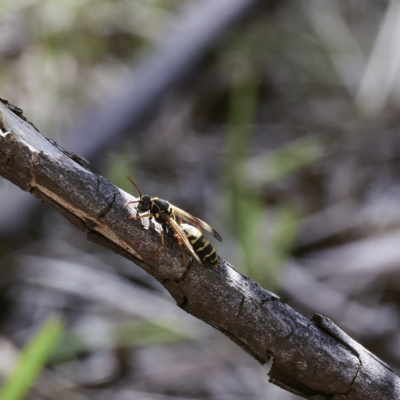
[0,102,399,399]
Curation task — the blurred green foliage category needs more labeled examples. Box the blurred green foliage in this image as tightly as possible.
[0,315,64,400]
[50,319,193,363]
[105,150,136,192]
[250,137,325,185]
[221,32,326,289]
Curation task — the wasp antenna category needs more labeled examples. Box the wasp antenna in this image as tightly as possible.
[124,200,140,207]
[127,176,142,198]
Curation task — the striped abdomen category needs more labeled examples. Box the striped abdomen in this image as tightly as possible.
[181,223,218,268]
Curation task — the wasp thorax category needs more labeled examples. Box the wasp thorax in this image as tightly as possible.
[138,195,151,212]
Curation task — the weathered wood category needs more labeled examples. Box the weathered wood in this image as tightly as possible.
[0,102,399,399]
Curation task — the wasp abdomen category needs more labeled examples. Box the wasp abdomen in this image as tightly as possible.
[181,223,218,268]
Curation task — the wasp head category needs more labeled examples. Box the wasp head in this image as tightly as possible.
[137,195,151,212]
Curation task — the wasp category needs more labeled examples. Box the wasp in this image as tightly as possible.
[124,177,222,276]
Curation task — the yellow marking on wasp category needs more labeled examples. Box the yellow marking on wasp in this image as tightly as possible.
[204,249,216,259]
[209,257,218,265]
[189,234,201,245]
[197,239,210,252]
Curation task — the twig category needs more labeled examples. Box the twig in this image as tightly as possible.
[0,103,399,399]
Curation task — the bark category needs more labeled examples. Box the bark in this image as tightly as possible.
[0,102,399,399]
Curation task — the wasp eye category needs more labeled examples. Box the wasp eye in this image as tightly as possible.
[138,196,151,212]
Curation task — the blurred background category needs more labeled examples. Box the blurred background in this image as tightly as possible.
[0,0,400,399]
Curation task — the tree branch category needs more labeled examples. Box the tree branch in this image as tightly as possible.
[1,103,399,399]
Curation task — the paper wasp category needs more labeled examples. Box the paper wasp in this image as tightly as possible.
[124,177,222,276]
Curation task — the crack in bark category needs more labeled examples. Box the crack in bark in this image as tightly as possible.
[1,132,16,168]
[310,314,363,397]
[29,151,40,193]
[347,358,362,396]
[261,297,278,305]
[268,327,294,357]
[235,297,245,322]
[0,148,10,165]
[95,174,101,191]
[179,296,188,309]
[32,181,143,260]
[97,190,116,218]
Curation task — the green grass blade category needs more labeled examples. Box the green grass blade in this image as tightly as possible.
[0,315,64,400]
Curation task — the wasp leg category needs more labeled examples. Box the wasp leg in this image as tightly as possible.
[148,230,166,260]
[174,234,189,280]
[129,213,153,219]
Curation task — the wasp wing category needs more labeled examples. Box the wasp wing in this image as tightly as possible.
[160,213,201,263]
[170,205,222,242]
